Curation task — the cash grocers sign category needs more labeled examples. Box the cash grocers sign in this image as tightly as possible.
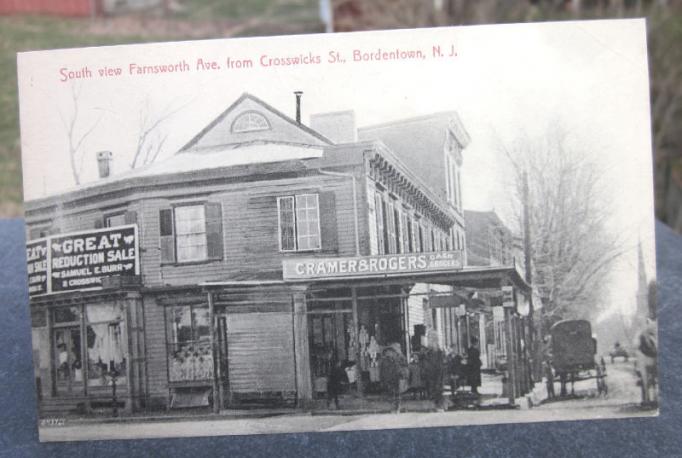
[26,239,48,296]
[27,225,139,296]
[282,251,463,281]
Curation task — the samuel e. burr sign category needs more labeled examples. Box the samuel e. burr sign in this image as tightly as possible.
[26,224,139,296]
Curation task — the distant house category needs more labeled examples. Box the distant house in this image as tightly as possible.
[464,210,515,267]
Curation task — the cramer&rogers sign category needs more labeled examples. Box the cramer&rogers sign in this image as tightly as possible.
[282,251,463,281]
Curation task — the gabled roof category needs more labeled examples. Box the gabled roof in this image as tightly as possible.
[179,92,333,152]
[25,93,333,209]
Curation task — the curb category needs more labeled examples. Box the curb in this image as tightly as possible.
[56,410,307,426]
[52,406,447,425]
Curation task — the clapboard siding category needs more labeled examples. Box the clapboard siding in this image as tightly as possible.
[135,173,361,287]
[23,158,445,289]
[25,201,141,239]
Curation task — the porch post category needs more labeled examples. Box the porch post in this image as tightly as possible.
[80,303,91,413]
[505,306,517,404]
[123,297,133,414]
[208,291,221,413]
[352,286,363,395]
[47,307,56,398]
[402,288,410,361]
[293,289,312,406]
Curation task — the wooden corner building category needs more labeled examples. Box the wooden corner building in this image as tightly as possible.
[25,92,532,416]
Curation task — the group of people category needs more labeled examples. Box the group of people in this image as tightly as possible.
[326,337,483,413]
[407,338,482,409]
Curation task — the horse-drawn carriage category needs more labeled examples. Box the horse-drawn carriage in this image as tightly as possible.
[549,319,607,397]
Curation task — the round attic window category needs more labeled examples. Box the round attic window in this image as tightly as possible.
[231,111,270,133]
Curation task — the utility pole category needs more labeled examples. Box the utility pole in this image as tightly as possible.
[522,171,539,382]
[523,171,533,326]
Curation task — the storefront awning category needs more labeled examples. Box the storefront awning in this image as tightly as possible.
[198,265,530,294]
[296,265,531,294]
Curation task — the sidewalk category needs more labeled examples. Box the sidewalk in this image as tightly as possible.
[49,372,528,425]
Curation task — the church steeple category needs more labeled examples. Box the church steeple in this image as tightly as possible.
[635,239,650,321]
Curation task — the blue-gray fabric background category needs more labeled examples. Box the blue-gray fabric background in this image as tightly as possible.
[1,218,680,457]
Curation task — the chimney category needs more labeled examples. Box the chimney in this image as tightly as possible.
[294,91,303,124]
[96,151,112,179]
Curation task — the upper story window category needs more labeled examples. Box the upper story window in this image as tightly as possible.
[104,213,126,228]
[28,225,50,240]
[374,192,386,255]
[175,205,208,262]
[400,211,410,254]
[278,194,321,252]
[159,202,223,264]
[445,153,461,210]
[231,111,270,133]
[386,201,397,254]
[412,216,420,253]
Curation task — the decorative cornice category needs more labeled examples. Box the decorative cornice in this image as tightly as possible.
[367,149,455,229]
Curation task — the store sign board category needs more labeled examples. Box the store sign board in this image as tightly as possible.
[26,238,48,296]
[283,251,463,281]
[26,225,139,296]
[502,286,515,307]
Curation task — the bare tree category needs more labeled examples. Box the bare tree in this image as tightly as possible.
[501,128,628,328]
[58,83,104,185]
[130,98,186,169]
[332,0,682,232]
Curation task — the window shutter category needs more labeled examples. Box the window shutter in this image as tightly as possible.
[319,191,338,253]
[124,210,138,225]
[159,208,175,263]
[205,202,224,260]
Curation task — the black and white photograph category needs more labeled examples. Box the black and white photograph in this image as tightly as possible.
[16,19,658,442]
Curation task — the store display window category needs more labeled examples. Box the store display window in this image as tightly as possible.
[85,303,127,387]
[167,305,213,382]
[51,303,128,395]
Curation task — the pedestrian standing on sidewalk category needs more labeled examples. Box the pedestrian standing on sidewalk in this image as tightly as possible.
[466,337,482,395]
[327,359,347,410]
[408,353,425,400]
[544,360,555,399]
[379,343,408,413]
[446,347,463,399]
[422,334,446,411]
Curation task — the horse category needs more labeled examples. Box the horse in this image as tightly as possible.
[634,319,658,406]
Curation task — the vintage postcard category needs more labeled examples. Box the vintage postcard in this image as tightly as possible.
[17,19,658,442]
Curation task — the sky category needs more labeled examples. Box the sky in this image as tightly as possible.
[17,19,656,324]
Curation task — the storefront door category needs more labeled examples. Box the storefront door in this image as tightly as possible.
[53,326,84,396]
[308,312,353,397]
